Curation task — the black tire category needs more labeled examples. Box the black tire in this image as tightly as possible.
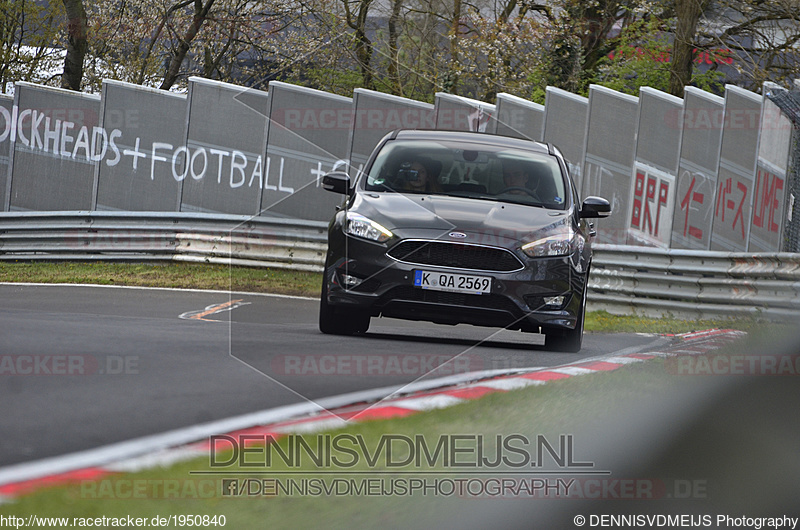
[544,285,586,353]
[319,276,370,335]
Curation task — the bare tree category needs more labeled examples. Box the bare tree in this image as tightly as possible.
[699,0,800,91]
[160,0,216,90]
[135,0,194,85]
[61,0,795,101]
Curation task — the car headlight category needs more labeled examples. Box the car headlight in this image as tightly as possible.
[345,212,393,242]
[521,227,578,258]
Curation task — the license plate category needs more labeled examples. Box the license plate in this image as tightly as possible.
[413,270,492,294]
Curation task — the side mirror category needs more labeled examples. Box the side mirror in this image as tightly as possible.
[579,196,611,219]
[322,172,352,195]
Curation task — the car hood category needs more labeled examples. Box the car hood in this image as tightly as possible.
[354,192,568,242]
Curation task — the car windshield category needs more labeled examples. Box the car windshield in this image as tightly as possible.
[363,139,568,209]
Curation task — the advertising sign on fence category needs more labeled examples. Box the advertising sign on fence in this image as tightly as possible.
[670,87,725,249]
[748,83,793,251]
[628,164,677,248]
[627,88,684,247]
[709,86,762,251]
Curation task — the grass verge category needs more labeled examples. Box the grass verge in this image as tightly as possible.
[0,261,320,298]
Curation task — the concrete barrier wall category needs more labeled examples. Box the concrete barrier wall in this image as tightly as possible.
[670,87,726,250]
[181,77,269,215]
[748,83,794,251]
[260,81,351,221]
[7,83,101,211]
[542,87,588,190]
[0,95,12,210]
[347,89,434,178]
[434,92,495,132]
[627,88,684,248]
[489,93,544,141]
[1,78,797,251]
[709,85,762,251]
[582,85,639,244]
[95,80,187,211]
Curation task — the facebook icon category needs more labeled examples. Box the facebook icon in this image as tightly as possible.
[221,479,239,496]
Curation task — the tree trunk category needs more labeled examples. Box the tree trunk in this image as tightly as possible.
[354,29,374,90]
[60,0,88,91]
[445,0,462,94]
[344,0,375,91]
[387,0,403,95]
[669,0,708,97]
[160,0,215,90]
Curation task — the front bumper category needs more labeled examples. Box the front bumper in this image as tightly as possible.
[325,234,587,332]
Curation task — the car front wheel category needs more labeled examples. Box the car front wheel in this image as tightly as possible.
[544,285,586,353]
[319,276,370,335]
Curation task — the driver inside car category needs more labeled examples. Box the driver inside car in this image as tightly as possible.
[501,159,540,196]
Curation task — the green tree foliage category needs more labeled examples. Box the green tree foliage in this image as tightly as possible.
[595,17,724,96]
[0,0,66,93]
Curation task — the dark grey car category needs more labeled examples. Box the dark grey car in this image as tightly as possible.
[319,129,610,352]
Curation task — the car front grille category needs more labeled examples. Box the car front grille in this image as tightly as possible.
[387,240,523,272]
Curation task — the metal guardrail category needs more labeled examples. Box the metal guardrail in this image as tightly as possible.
[1,213,798,320]
[589,244,800,321]
[0,212,328,272]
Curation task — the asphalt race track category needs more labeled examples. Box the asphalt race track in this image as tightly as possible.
[0,284,660,468]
